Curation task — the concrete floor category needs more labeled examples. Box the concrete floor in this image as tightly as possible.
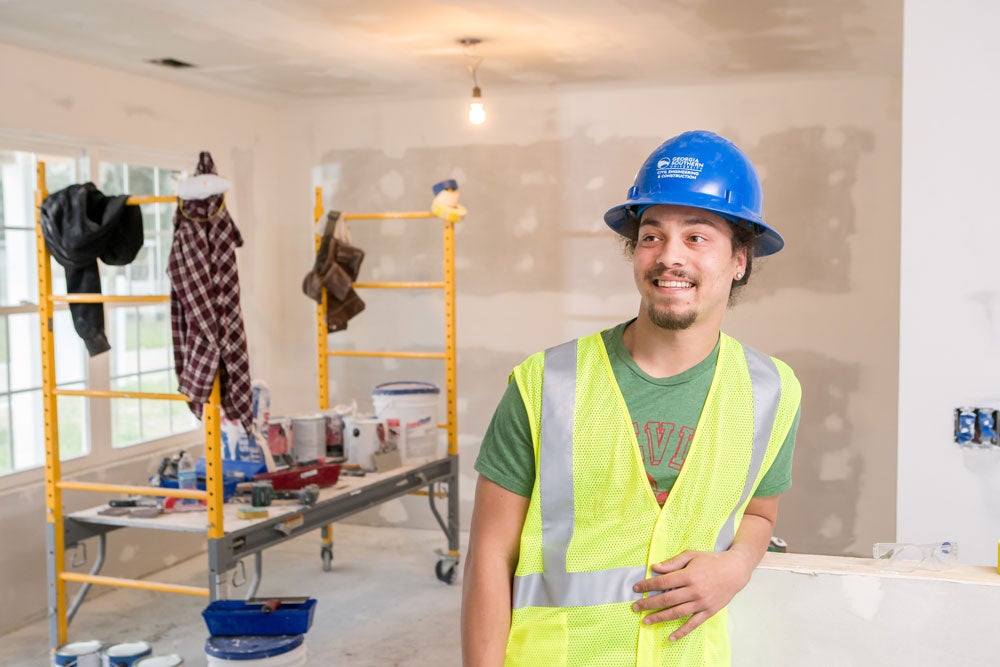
[0,524,466,666]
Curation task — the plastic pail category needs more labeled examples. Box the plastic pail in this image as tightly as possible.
[103,641,152,667]
[54,640,103,667]
[133,656,182,667]
[372,382,440,464]
[290,414,326,463]
[205,635,307,666]
[342,415,385,472]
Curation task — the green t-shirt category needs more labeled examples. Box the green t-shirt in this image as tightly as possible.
[475,321,800,502]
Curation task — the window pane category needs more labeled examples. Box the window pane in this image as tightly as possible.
[57,387,87,460]
[141,202,156,234]
[109,307,138,376]
[0,229,38,306]
[140,371,172,438]
[42,156,78,194]
[157,168,179,198]
[0,396,10,473]
[9,312,40,392]
[138,305,170,372]
[171,400,198,432]
[11,390,42,470]
[0,315,8,393]
[111,376,141,447]
[54,310,87,385]
[99,163,123,194]
[127,165,155,196]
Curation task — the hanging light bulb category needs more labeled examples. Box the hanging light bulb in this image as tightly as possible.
[469,85,486,125]
[459,37,486,126]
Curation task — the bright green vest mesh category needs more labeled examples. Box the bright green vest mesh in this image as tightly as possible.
[506,333,801,667]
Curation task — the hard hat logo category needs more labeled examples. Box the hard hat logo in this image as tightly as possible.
[657,155,705,181]
[604,130,785,257]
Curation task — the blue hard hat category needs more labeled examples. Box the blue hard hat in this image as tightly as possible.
[603,130,784,256]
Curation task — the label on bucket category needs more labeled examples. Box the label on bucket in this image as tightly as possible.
[372,382,440,464]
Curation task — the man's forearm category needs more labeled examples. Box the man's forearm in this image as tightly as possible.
[726,495,779,580]
[461,551,513,666]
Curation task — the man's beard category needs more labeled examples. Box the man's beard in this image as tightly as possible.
[644,268,697,330]
[646,301,696,330]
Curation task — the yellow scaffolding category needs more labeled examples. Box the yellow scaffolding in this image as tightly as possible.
[314,188,461,575]
[36,165,224,649]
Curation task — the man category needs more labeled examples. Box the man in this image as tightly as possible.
[462,130,801,666]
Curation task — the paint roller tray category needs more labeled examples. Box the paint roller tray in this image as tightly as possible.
[202,598,316,636]
[252,461,341,490]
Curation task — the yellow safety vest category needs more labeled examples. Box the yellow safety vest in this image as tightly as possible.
[505,332,800,667]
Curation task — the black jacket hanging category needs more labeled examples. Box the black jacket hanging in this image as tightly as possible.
[39,183,144,356]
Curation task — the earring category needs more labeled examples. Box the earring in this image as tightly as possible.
[736,272,744,280]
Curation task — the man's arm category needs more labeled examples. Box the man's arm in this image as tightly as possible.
[631,495,779,642]
[461,474,530,667]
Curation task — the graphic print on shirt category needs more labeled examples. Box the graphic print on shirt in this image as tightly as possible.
[635,420,696,504]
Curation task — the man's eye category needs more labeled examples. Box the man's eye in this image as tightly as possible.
[690,235,707,243]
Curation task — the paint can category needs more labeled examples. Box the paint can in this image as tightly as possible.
[342,415,385,472]
[372,381,440,464]
[102,641,152,667]
[53,640,103,667]
[322,410,345,458]
[133,655,183,667]
[290,414,326,463]
[205,635,307,666]
[266,417,292,460]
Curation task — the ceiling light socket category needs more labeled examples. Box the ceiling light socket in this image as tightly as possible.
[457,37,483,47]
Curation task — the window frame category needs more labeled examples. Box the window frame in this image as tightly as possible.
[0,132,203,491]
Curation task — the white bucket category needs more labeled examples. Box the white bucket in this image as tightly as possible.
[342,415,385,472]
[205,636,307,666]
[54,641,103,667]
[133,656,182,667]
[290,414,326,463]
[103,641,152,667]
[372,382,440,464]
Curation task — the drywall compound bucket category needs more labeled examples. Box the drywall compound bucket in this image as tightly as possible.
[103,641,152,666]
[205,635,307,666]
[54,641,102,667]
[372,381,440,464]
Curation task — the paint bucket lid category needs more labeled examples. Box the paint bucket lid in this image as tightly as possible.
[56,640,102,655]
[106,641,152,657]
[205,635,304,660]
[372,381,439,396]
[135,655,183,667]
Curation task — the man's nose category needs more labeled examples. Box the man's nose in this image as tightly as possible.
[657,237,686,267]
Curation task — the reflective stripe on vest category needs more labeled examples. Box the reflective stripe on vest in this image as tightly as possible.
[512,338,781,610]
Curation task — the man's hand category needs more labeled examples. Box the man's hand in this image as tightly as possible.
[630,495,780,642]
[630,549,756,642]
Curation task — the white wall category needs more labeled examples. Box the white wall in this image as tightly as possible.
[898,0,1000,566]
[284,74,901,553]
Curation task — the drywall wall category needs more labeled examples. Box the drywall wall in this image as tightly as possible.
[898,0,1000,566]
[0,41,289,636]
[283,70,902,555]
[730,552,1000,664]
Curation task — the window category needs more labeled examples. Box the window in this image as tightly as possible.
[99,162,198,447]
[0,150,89,474]
[0,143,196,479]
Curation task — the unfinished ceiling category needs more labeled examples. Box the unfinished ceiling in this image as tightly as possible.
[0,0,901,100]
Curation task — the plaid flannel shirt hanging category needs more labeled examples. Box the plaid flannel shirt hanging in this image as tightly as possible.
[166,190,253,434]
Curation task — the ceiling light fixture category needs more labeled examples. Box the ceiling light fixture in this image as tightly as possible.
[459,38,485,126]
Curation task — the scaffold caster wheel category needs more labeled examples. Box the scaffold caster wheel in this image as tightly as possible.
[321,547,333,572]
[435,558,457,585]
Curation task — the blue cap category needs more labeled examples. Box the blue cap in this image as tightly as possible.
[432,179,458,195]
